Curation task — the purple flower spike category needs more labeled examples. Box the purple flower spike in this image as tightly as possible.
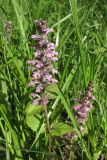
[64,81,95,141]
[28,20,58,106]
[73,81,95,127]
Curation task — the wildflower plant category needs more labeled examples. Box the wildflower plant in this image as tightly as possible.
[62,82,95,159]
[28,20,58,106]
[64,81,95,141]
[27,20,58,152]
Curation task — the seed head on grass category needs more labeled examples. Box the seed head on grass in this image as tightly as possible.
[28,20,58,106]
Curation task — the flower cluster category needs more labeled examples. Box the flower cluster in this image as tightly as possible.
[28,20,58,106]
[73,81,95,129]
[64,81,95,141]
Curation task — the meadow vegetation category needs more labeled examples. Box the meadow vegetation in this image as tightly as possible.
[0,0,107,159]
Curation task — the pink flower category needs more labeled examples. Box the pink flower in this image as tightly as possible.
[41,27,54,35]
[33,51,42,57]
[32,72,41,79]
[28,81,36,87]
[36,85,43,93]
[73,105,81,111]
[47,43,55,50]
[36,62,43,68]
[32,99,41,105]
[45,74,53,81]
[31,34,44,41]
[31,93,37,97]
[27,60,36,65]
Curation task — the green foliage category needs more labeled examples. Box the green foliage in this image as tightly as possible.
[50,122,72,136]
[25,103,44,115]
[26,115,41,132]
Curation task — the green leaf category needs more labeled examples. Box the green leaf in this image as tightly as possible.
[26,115,41,132]
[50,122,72,136]
[25,103,44,116]
[48,92,57,99]
[46,84,59,94]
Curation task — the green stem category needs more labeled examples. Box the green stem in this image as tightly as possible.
[44,106,52,152]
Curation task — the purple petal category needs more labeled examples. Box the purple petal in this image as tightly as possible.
[32,72,41,78]
[73,104,81,111]
[41,27,54,35]
[36,85,44,93]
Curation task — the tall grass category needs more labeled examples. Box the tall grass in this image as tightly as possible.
[0,0,107,159]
